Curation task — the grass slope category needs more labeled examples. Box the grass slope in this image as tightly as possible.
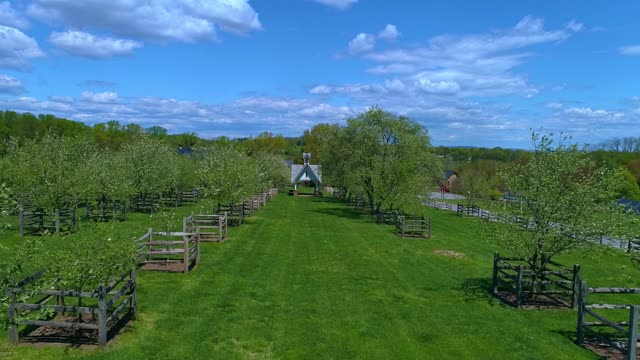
[2,194,639,359]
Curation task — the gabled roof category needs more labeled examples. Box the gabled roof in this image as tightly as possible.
[291,164,322,184]
[444,170,457,179]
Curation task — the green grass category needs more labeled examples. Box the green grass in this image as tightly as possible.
[2,193,639,359]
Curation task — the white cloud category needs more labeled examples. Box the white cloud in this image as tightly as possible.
[0,25,45,70]
[619,45,640,56]
[27,0,261,43]
[50,31,142,58]
[313,0,358,10]
[563,107,624,119]
[309,85,333,95]
[79,91,119,103]
[348,33,375,54]
[545,102,563,110]
[0,93,358,137]
[0,1,30,29]
[378,24,400,41]
[0,74,24,94]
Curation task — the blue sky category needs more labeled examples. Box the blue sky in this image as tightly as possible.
[0,0,639,148]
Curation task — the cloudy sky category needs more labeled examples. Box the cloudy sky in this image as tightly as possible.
[0,0,639,147]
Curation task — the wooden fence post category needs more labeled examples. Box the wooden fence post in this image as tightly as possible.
[183,233,189,273]
[131,269,138,319]
[7,289,18,344]
[571,264,580,309]
[576,281,586,345]
[492,252,499,295]
[19,210,24,236]
[516,265,524,307]
[55,208,60,233]
[628,305,639,360]
[427,217,432,239]
[98,284,107,346]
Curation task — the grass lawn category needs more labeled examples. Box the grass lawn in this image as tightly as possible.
[1,193,639,359]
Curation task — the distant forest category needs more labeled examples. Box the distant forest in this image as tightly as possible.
[2,110,640,199]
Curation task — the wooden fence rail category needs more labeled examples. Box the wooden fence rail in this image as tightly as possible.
[396,215,431,239]
[19,204,77,236]
[184,212,227,242]
[136,228,200,273]
[216,203,244,226]
[576,281,640,360]
[491,252,580,308]
[6,270,136,346]
[85,198,127,222]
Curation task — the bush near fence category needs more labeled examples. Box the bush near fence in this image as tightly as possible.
[491,253,580,308]
[85,198,127,222]
[6,270,137,346]
[19,203,78,236]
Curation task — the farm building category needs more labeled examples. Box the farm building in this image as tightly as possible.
[440,170,458,193]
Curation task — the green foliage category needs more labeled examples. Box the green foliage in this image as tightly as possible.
[615,168,640,200]
[3,132,99,210]
[486,132,630,284]
[195,144,288,204]
[119,134,175,197]
[321,108,442,213]
[0,224,137,326]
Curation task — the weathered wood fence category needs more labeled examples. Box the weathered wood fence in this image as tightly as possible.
[86,198,127,222]
[6,270,136,346]
[396,215,431,239]
[349,196,366,210]
[576,281,640,359]
[457,204,480,217]
[216,203,244,226]
[376,208,401,225]
[136,228,200,273]
[130,193,160,213]
[181,189,200,203]
[19,204,78,236]
[491,253,580,308]
[184,212,227,242]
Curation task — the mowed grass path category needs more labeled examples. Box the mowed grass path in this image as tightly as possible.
[4,194,636,359]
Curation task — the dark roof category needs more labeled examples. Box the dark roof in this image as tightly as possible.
[618,198,640,214]
[444,170,457,179]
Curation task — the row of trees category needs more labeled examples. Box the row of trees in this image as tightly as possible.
[591,136,640,153]
[319,108,443,214]
[0,132,289,211]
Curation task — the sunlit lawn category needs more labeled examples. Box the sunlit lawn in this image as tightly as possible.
[1,193,638,359]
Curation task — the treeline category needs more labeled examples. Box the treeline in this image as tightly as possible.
[0,131,289,212]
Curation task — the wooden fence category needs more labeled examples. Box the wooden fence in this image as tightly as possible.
[136,228,200,273]
[85,198,127,222]
[396,215,431,239]
[184,212,227,242]
[492,253,580,308]
[457,204,480,217]
[130,193,160,213]
[267,188,278,200]
[425,200,454,211]
[576,281,640,359]
[216,203,244,226]
[349,196,366,210]
[376,208,401,225]
[181,189,200,203]
[6,270,136,346]
[19,204,77,236]
[161,190,183,208]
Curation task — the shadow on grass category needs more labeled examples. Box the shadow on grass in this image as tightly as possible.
[459,277,498,305]
[313,207,370,221]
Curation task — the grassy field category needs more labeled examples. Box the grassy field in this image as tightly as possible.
[1,193,639,359]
